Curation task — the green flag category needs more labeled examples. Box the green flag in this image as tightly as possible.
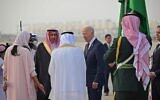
[118,0,150,37]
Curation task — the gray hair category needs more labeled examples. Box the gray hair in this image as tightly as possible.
[83,25,94,34]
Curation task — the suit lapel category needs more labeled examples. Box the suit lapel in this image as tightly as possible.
[85,39,97,56]
[154,44,160,54]
[153,46,160,60]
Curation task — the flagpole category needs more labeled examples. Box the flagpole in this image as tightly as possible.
[20,20,22,32]
[124,0,128,14]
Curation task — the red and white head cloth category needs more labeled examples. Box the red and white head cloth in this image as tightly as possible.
[45,29,60,50]
[121,15,151,90]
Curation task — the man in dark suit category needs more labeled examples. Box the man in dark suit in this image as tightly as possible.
[103,34,116,96]
[149,25,160,100]
[82,26,105,100]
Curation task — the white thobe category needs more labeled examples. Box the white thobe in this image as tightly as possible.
[49,46,86,100]
[0,58,6,100]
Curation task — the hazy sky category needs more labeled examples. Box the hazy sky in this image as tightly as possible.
[0,0,160,34]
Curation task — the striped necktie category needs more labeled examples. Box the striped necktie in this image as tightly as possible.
[85,43,90,55]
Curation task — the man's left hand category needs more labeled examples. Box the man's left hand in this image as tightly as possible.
[92,82,98,89]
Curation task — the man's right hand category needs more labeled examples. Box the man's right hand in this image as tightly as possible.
[32,76,45,94]
[35,83,45,94]
[148,72,156,80]
[92,82,98,89]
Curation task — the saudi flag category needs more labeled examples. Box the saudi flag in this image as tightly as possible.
[118,0,150,37]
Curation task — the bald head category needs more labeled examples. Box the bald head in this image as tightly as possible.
[81,25,95,42]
